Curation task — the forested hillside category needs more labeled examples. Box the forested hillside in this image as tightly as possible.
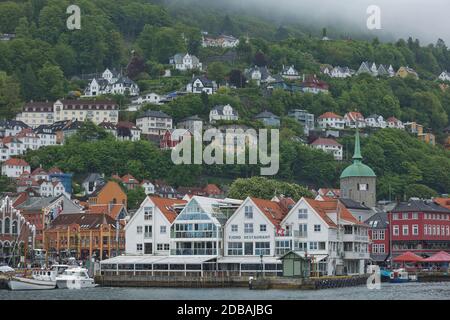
[0,0,449,199]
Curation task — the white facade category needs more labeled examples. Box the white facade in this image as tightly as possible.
[136,111,173,136]
[281,65,300,80]
[438,71,450,82]
[209,104,239,123]
[365,115,387,128]
[141,181,155,195]
[186,77,216,95]
[1,160,31,178]
[131,93,163,106]
[344,112,366,129]
[317,114,345,130]
[311,139,343,161]
[224,198,277,257]
[170,54,202,71]
[83,68,139,97]
[125,197,184,256]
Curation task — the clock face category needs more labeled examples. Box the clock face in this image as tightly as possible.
[358,183,368,191]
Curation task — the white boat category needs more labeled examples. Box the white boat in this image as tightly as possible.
[7,277,56,290]
[32,264,70,282]
[56,267,97,289]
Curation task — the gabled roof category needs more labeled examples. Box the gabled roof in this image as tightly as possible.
[304,198,366,227]
[204,184,222,195]
[49,213,116,230]
[250,197,289,227]
[254,111,280,120]
[345,111,364,121]
[87,204,127,220]
[2,158,29,167]
[433,197,450,210]
[365,210,389,229]
[150,196,187,223]
[137,110,171,119]
[311,138,342,147]
[121,174,139,184]
[189,76,213,86]
[318,112,343,119]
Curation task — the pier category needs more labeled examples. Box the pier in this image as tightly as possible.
[94,274,370,290]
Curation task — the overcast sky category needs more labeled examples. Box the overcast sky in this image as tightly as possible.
[218,0,450,44]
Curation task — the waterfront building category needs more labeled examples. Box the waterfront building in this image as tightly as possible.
[389,199,450,258]
[125,196,187,256]
[280,198,370,276]
[340,127,377,208]
[365,210,390,265]
[43,212,125,261]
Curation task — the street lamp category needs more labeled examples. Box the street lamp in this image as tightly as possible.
[259,254,263,278]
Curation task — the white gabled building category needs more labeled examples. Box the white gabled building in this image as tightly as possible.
[310,138,343,161]
[1,158,31,178]
[170,53,202,71]
[224,197,292,257]
[131,93,163,106]
[186,76,217,95]
[438,71,450,82]
[125,196,187,256]
[209,104,239,123]
[83,68,140,97]
[386,117,404,129]
[281,65,300,80]
[317,112,345,130]
[140,180,155,195]
[365,114,387,128]
[344,112,366,129]
[280,198,370,276]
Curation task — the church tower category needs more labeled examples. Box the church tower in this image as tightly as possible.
[340,126,377,207]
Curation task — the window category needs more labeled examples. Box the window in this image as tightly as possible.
[447,226,450,236]
[160,226,166,234]
[244,206,253,219]
[136,244,143,252]
[137,226,143,234]
[424,224,428,235]
[318,242,326,250]
[255,242,270,256]
[402,225,409,236]
[402,213,408,220]
[11,221,18,235]
[244,242,253,255]
[144,243,152,254]
[309,242,318,250]
[298,209,308,219]
[164,244,170,251]
[393,225,399,236]
[314,225,321,232]
[260,224,267,232]
[144,225,152,238]
[412,225,419,236]
[144,207,153,220]
[372,230,378,240]
[392,214,398,220]
[358,183,368,191]
[378,230,385,240]
[244,223,253,234]
[157,244,163,250]
[228,242,243,255]
[412,213,418,220]
[231,225,238,232]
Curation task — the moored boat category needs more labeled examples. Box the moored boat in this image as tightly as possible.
[56,267,96,289]
[389,268,417,283]
[7,277,56,291]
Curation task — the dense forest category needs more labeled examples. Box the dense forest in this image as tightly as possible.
[0,0,449,199]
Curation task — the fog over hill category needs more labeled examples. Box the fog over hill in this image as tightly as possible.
[165,0,450,45]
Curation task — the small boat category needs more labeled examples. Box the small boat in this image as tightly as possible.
[56,267,96,289]
[7,277,56,291]
[389,268,417,283]
[32,264,70,282]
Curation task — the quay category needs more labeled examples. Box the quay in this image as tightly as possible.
[94,274,369,290]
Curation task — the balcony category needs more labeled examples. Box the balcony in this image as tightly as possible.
[343,234,369,242]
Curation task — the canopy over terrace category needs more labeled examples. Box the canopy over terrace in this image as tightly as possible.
[424,251,450,263]
[392,251,424,263]
[100,255,216,276]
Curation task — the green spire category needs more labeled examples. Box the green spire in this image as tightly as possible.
[352,124,362,162]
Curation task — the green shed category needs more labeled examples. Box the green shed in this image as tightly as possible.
[279,251,310,278]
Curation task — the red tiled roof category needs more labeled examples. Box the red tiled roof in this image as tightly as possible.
[433,198,450,210]
[121,174,139,184]
[204,184,222,195]
[48,167,62,174]
[318,112,343,120]
[311,138,342,147]
[3,158,30,167]
[31,167,47,176]
[345,111,364,121]
[318,188,341,197]
[387,116,400,123]
[87,204,126,220]
[149,196,187,223]
[250,197,289,227]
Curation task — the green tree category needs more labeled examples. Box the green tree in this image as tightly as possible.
[126,187,147,210]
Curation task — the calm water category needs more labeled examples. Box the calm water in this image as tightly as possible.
[0,282,449,300]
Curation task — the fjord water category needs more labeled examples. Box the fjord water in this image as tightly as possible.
[0,282,449,300]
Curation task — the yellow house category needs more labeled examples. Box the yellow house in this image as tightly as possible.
[88,181,127,208]
[418,133,436,146]
[396,66,419,80]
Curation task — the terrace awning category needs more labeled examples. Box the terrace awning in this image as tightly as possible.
[392,251,424,262]
[424,251,450,263]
